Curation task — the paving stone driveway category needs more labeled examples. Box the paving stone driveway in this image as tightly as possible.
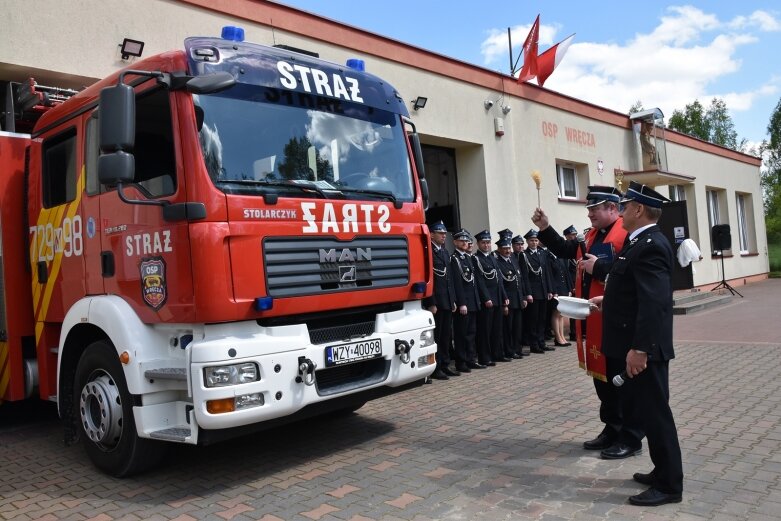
[2,281,781,520]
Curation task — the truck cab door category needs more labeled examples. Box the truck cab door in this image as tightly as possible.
[98,86,195,323]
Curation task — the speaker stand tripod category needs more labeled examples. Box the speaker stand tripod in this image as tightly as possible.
[710,252,743,297]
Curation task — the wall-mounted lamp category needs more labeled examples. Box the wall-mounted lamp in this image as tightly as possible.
[484,100,494,110]
[119,38,145,60]
[501,105,512,115]
[412,96,428,111]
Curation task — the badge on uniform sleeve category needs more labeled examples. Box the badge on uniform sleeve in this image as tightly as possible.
[140,256,168,310]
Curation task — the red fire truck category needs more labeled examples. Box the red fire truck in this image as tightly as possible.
[0,27,435,476]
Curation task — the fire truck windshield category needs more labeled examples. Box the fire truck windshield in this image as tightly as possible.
[194,84,414,203]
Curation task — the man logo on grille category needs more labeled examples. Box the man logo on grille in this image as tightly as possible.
[339,265,357,283]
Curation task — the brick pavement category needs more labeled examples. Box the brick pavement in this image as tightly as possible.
[2,280,781,520]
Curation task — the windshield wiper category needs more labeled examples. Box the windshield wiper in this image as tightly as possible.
[215,179,342,200]
[337,188,401,208]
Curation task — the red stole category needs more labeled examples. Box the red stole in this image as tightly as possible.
[574,218,627,382]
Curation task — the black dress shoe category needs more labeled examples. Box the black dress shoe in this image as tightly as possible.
[467,361,486,369]
[583,432,614,450]
[554,341,571,347]
[485,361,496,367]
[601,443,642,459]
[633,471,655,486]
[496,357,513,362]
[511,353,523,359]
[442,367,461,377]
[431,369,449,380]
[628,487,682,506]
[456,364,471,373]
[542,345,555,351]
[530,347,545,354]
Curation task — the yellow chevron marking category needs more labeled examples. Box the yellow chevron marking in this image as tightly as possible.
[32,168,86,345]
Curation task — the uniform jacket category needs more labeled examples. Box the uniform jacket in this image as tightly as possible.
[515,251,532,297]
[496,253,526,308]
[521,248,553,299]
[423,243,456,309]
[472,251,507,306]
[601,225,675,362]
[450,250,481,311]
[546,249,573,295]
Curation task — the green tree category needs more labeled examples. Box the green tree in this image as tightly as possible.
[668,98,742,150]
[706,98,738,149]
[628,100,644,114]
[763,98,781,242]
[668,99,710,141]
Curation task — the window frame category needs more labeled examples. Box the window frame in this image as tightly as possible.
[556,164,578,200]
[41,127,78,208]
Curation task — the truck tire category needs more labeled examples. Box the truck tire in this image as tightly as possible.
[74,340,165,477]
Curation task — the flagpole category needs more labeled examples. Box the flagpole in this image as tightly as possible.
[508,27,514,76]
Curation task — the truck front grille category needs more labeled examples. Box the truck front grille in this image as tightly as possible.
[315,358,390,396]
[264,236,409,298]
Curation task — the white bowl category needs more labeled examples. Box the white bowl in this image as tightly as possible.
[556,296,592,320]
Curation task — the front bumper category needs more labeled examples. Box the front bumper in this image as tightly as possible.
[190,301,435,430]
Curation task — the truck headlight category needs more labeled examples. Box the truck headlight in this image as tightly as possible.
[419,329,435,348]
[204,362,260,387]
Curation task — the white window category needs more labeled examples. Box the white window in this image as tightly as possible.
[736,193,750,254]
[669,185,686,201]
[706,189,720,230]
[706,188,730,254]
[556,165,577,199]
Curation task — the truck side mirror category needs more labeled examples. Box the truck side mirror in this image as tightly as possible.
[419,178,430,211]
[186,72,236,94]
[99,83,135,153]
[98,151,135,187]
[408,133,426,179]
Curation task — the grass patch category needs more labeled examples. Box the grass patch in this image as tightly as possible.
[770,241,781,277]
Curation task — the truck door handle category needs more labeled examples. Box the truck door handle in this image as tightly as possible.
[101,251,115,277]
[37,261,48,283]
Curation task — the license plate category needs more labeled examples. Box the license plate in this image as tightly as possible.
[325,339,382,367]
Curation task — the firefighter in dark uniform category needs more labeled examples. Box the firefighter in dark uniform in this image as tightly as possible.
[423,221,459,380]
[593,182,683,506]
[450,229,484,372]
[472,230,508,366]
[512,235,532,354]
[521,229,554,353]
[496,236,526,359]
[562,225,579,341]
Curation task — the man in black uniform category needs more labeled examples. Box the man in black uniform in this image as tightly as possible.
[423,221,459,380]
[593,182,683,506]
[496,236,526,359]
[472,230,508,366]
[562,225,579,341]
[450,229,484,372]
[512,235,532,355]
[521,230,553,353]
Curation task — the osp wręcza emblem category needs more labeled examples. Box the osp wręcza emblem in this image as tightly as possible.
[140,257,167,310]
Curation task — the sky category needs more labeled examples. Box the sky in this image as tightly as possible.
[278,1,781,147]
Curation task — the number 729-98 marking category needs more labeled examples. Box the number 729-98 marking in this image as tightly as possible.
[29,215,83,262]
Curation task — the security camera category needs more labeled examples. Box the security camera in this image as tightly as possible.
[502,105,512,115]
[484,100,494,110]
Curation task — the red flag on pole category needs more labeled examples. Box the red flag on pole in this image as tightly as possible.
[517,15,540,83]
[536,34,575,87]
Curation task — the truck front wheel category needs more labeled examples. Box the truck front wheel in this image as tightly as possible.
[74,340,165,477]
